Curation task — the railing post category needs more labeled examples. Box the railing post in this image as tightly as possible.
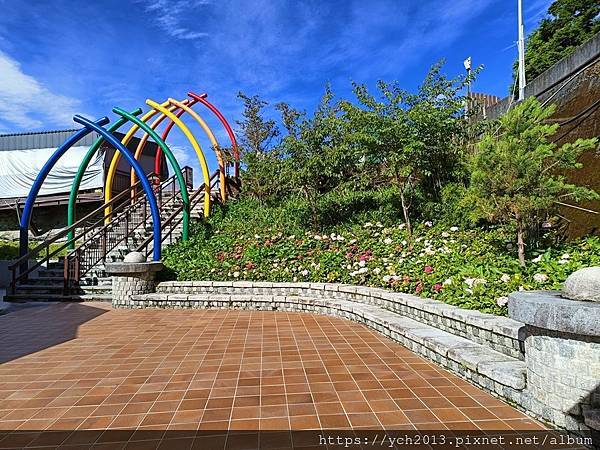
[63,256,69,295]
[101,228,107,264]
[125,211,129,247]
[10,267,16,295]
[75,248,80,283]
[143,197,147,224]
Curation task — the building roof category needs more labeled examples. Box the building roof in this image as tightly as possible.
[0,129,98,151]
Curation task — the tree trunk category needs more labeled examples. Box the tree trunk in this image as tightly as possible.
[399,186,413,243]
[516,215,526,267]
[303,187,319,230]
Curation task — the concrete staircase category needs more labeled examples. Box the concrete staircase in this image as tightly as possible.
[6,192,210,303]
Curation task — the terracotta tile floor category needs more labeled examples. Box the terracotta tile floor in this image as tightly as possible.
[0,302,545,436]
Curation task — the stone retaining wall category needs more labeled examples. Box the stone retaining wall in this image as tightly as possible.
[154,281,524,359]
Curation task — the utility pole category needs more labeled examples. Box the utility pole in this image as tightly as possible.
[517,0,527,101]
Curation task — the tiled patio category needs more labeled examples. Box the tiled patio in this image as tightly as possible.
[0,303,545,438]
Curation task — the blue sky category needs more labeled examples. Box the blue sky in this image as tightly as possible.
[0,0,551,178]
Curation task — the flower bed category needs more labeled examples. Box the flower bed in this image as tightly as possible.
[163,207,600,316]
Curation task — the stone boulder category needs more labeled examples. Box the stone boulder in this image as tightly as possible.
[562,267,600,303]
[123,251,146,263]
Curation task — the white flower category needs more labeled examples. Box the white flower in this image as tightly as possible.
[450,226,459,232]
[399,223,406,229]
[293,276,298,282]
[464,277,487,288]
[364,222,373,228]
[532,255,543,263]
[401,240,408,246]
[441,232,450,238]
[424,221,433,227]
[443,278,452,286]
[301,269,309,276]
[373,268,382,275]
[358,260,366,267]
[384,237,393,245]
[233,271,240,278]
[254,234,260,239]
[500,274,511,283]
[376,222,383,228]
[358,267,368,274]
[314,235,322,240]
[533,273,548,283]
[561,253,570,260]
[496,296,509,307]
[350,239,357,244]
[382,275,391,283]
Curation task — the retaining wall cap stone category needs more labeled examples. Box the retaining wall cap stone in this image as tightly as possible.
[105,261,163,274]
[509,290,600,337]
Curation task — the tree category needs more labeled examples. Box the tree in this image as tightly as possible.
[515,0,600,84]
[466,97,598,266]
[236,92,282,201]
[342,62,472,241]
[278,86,355,228]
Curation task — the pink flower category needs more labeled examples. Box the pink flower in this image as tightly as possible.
[415,281,423,294]
[433,283,442,292]
[424,266,434,274]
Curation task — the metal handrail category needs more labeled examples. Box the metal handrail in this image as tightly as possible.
[136,169,219,255]
[64,168,191,288]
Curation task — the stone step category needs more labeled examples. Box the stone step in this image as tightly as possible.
[5,292,112,303]
[26,276,64,285]
[14,284,64,293]
[129,292,527,392]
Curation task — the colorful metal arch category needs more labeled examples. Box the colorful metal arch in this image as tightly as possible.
[112,106,191,241]
[103,100,180,221]
[66,108,143,249]
[146,98,212,217]
[188,92,240,178]
[19,116,161,272]
[19,117,109,270]
[128,99,196,202]
[104,99,212,221]
[129,97,226,202]
[163,98,226,201]
[74,115,162,261]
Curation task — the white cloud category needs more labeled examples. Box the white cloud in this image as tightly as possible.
[0,50,81,130]
[141,0,210,40]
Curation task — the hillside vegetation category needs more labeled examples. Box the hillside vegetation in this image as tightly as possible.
[163,60,599,316]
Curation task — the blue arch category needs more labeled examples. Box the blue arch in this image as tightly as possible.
[19,115,162,275]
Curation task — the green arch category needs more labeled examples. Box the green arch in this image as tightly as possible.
[67,108,143,249]
[111,107,190,242]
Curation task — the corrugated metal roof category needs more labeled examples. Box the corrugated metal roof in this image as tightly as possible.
[0,129,100,151]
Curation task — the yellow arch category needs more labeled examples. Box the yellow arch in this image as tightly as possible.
[146,99,211,218]
[166,98,226,202]
[129,99,193,203]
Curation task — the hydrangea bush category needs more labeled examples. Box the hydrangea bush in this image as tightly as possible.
[163,204,600,316]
